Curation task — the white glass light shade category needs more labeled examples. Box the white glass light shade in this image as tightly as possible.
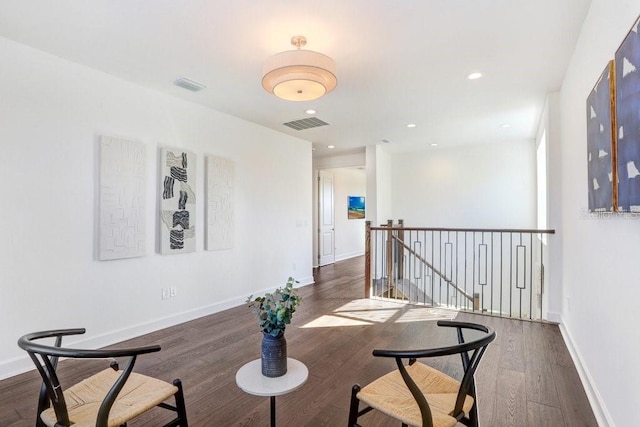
[262,49,337,102]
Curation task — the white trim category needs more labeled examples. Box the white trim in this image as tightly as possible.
[335,251,365,262]
[3,277,317,381]
[2,294,245,380]
[559,321,614,427]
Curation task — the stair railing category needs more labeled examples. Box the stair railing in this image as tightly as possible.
[365,220,556,321]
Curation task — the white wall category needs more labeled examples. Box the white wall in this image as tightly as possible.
[366,145,393,226]
[539,93,564,322]
[0,37,313,378]
[390,141,536,228]
[559,1,640,425]
[332,168,366,261]
[313,150,365,170]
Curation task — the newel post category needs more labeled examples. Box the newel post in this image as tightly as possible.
[397,219,404,280]
[365,221,371,298]
[386,219,393,294]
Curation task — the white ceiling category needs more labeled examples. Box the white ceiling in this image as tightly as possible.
[0,1,591,157]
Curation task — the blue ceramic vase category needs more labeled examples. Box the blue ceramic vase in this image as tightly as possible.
[261,332,287,377]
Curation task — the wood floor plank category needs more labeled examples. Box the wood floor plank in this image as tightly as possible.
[495,368,527,427]
[0,256,598,426]
[551,364,598,427]
[527,400,565,426]
[498,318,525,372]
[523,321,560,407]
[543,323,575,368]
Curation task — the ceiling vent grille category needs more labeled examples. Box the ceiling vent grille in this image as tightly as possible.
[282,117,330,131]
[173,77,206,92]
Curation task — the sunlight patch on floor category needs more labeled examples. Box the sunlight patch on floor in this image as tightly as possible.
[300,298,455,328]
[394,307,457,323]
[300,314,373,328]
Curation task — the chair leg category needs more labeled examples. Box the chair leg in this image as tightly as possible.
[173,379,188,427]
[348,384,361,427]
[35,382,49,427]
[467,399,479,427]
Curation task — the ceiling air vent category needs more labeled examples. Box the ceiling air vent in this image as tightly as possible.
[173,77,206,92]
[282,117,329,131]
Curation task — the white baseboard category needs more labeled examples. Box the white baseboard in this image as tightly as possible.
[313,252,363,268]
[558,321,614,427]
[1,294,248,381]
[297,275,315,286]
[2,277,317,381]
[335,251,364,262]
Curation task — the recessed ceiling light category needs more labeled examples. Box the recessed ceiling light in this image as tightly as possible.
[467,72,483,80]
[327,145,335,149]
[430,143,438,147]
[500,123,511,128]
[407,123,416,128]
[382,139,390,143]
[305,109,316,115]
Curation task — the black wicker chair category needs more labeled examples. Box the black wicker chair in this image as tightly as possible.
[348,320,496,427]
[18,328,188,427]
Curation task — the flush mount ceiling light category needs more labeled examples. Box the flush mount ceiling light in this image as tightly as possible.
[262,36,337,102]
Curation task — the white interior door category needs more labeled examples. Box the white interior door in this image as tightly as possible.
[318,170,335,266]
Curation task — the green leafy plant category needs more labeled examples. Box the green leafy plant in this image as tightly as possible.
[246,277,302,337]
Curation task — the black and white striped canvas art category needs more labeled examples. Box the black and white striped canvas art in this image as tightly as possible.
[160,147,196,254]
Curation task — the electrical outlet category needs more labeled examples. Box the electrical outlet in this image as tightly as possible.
[161,288,169,300]
[170,286,177,297]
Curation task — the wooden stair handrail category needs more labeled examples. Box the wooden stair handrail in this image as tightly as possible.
[372,225,556,234]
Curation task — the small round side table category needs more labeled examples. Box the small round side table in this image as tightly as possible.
[235,358,308,427]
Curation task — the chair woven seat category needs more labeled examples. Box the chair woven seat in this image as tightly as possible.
[18,328,188,427]
[348,320,496,427]
[40,368,179,427]
[357,361,474,427]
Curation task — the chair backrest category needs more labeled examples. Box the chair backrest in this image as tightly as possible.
[372,320,496,425]
[18,328,161,427]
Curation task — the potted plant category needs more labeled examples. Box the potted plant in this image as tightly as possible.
[246,277,302,377]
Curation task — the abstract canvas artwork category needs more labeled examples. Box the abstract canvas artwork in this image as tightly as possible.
[615,15,640,212]
[205,156,234,250]
[160,148,196,254]
[98,136,146,260]
[586,61,616,212]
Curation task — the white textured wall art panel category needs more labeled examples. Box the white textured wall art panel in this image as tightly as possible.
[160,147,196,254]
[99,136,146,260]
[205,156,234,250]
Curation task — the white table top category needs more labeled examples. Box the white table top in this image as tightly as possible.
[235,358,308,397]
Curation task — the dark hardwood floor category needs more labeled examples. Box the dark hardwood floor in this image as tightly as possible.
[1,256,597,426]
